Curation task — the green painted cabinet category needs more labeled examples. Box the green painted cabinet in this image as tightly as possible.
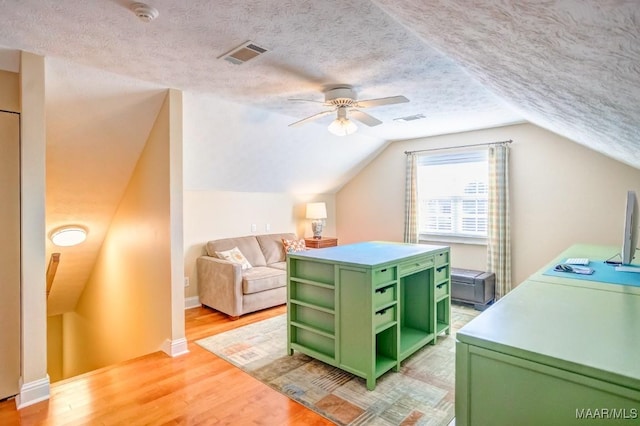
[456,245,640,425]
[287,241,450,390]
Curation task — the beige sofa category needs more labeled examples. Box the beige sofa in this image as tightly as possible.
[197,233,296,319]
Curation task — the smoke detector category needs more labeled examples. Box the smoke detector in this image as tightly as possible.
[130,2,159,23]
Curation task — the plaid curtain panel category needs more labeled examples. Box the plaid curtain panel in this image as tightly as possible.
[487,143,512,299]
[404,153,418,243]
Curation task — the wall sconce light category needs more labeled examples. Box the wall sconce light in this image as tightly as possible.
[306,202,327,239]
[50,225,88,247]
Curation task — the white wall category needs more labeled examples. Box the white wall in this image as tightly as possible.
[337,123,640,286]
[183,190,336,300]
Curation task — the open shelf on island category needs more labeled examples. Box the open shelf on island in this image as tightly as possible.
[290,298,334,315]
[436,321,449,335]
[375,354,397,377]
[290,304,334,334]
[399,326,434,360]
[290,326,335,359]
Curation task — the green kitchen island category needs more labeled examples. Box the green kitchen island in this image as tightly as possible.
[286,241,451,390]
[455,245,640,425]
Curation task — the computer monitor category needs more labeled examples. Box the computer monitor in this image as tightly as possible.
[621,190,638,265]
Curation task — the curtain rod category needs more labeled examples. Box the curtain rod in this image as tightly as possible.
[404,139,512,155]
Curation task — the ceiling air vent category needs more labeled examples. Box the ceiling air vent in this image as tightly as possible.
[219,41,268,65]
[393,113,426,123]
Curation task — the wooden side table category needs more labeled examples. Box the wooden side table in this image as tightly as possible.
[304,237,338,249]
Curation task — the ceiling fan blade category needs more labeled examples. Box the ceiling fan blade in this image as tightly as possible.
[350,109,383,127]
[288,109,335,127]
[355,95,409,108]
[287,98,326,104]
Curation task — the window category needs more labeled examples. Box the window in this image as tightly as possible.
[417,150,488,243]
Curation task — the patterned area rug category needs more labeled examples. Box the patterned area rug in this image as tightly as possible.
[197,304,479,426]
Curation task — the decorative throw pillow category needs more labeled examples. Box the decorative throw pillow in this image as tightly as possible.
[282,238,307,253]
[215,247,252,270]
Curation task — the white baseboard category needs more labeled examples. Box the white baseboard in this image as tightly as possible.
[185,296,201,310]
[161,337,189,357]
[15,375,50,409]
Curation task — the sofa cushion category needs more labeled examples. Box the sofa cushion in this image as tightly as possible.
[206,236,267,267]
[269,261,287,271]
[256,233,296,264]
[242,266,287,294]
[215,247,252,270]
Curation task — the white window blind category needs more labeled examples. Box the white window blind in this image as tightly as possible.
[417,150,488,242]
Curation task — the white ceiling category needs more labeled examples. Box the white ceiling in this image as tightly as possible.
[0,0,638,314]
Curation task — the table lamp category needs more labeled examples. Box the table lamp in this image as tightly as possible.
[306,202,327,239]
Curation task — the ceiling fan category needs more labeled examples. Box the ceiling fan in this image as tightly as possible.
[288,86,409,136]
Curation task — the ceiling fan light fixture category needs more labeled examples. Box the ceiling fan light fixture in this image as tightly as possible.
[328,117,357,136]
[288,85,408,131]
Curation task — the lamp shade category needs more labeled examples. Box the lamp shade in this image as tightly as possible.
[306,202,327,219]
[50,225,87,247]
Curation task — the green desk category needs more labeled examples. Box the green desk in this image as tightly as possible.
[456,245,640,425]
[286,241,450,390]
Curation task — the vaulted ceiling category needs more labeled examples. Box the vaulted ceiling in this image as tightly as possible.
[0,0,638,314]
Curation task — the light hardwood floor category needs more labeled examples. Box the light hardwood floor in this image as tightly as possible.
[0,305,332,425]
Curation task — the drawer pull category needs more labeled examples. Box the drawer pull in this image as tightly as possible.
[379,268,387,273]
[376,288,388,294]
[436,283,446,289]
[376,308,388,315]
[436,266,447,272]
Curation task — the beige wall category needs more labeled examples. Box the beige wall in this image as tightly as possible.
[337,123,640,286]
[0,69,19,111]
[46,316,63,383]
[167,89,186,346]
[0,107,21,399]
[61,91,175,377]
[17,51,49,407]
[183,191,336,300]
[0,67,21,400]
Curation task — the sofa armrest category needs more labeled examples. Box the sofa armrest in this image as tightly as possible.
[197,256,243,317]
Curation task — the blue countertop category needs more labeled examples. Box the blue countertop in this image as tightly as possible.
[288,241,448,267]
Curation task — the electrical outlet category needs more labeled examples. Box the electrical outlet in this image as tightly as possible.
[251,223,257,233]
[265,223,271,232]
[184,277,190,287]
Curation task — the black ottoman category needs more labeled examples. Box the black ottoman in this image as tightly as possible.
[451,268,495,310]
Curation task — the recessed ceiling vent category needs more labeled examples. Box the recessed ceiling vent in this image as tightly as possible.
[219,41,268,65]
[393,113,426,123]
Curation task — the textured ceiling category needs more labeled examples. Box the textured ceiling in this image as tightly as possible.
[0,0,522,141]
[374,0,640,167]
[0,0,638,314]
